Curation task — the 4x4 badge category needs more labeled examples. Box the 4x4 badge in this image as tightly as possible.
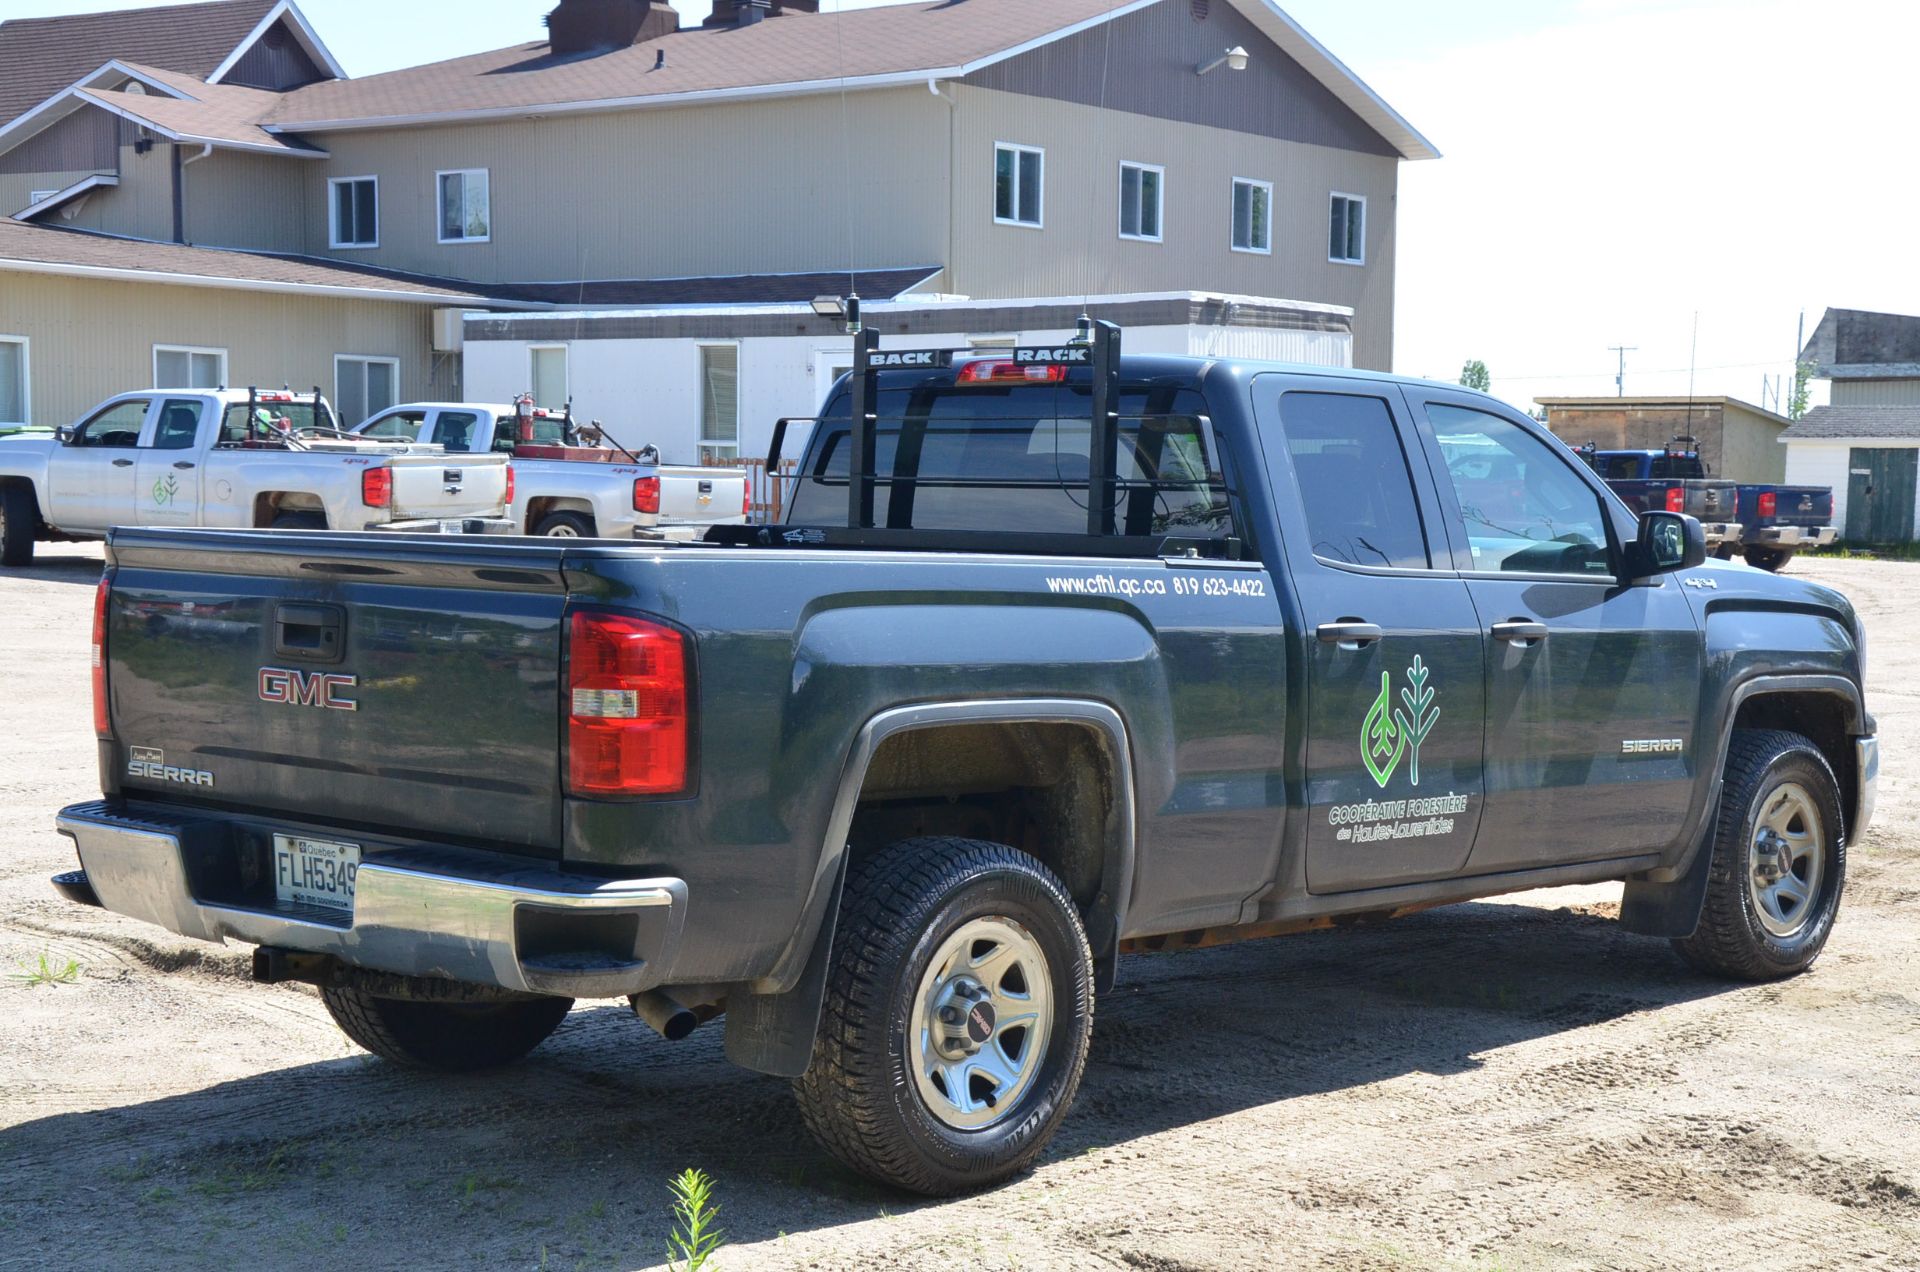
[1362,655,1440,789]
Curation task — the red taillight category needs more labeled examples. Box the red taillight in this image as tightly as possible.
[362,466,392,508]
[91,575,109,738]
[567,611,689,797]
[955,360,1070,385]
[742,479,751,520]
[1665,487,1686,514]
[505,464,515,506]
[633,476,661,515]
[1757,491,1777,519]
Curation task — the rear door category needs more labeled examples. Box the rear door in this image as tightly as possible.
[47,397,151,531]
[1251,375,1487,894]
[108,536,569,855]
[1405,389,1703,872]
[135,397,211,527]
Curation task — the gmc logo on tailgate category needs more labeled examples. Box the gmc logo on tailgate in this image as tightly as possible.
[259,668,358,712]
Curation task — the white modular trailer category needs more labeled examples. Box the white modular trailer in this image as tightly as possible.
[462,291,1355,469]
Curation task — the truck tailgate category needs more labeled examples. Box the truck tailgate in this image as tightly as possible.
[104,529,568,856]
[1771,486,1834,527]
[387,452,508,521]
[660,466,747,526]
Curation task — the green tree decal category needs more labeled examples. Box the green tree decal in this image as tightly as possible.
[1393,655,1439,785]
[1361,671,1403,788]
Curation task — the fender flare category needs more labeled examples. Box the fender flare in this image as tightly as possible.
[723,697,1137,1077]
[1621,673,1862,937]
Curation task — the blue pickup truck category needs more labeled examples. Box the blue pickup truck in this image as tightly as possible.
[1578,445,1835,571]
[53,327,1877,1195]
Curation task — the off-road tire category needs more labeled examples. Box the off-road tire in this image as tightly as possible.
[1673,729,1845,980]
[1743,546,1794,572]
[0,482,36,566]
[320,988,573,1072]
[534,511,596,538]
[270,511,327,531]
[793,837,1094,1196]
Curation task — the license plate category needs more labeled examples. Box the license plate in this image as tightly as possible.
[272,834,360,915]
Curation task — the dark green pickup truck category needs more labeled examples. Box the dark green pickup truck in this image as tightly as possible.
[55,332,1878,1196]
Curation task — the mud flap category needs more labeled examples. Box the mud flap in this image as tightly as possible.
[723,860,844,1078]
[1618,830,1716,939]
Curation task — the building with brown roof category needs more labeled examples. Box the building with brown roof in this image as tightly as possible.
[1537,396,1793,484]
[0,0,1434,461]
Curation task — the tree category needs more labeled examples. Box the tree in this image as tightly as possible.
[1459,359,1491,392]
[1789,358,1815,420]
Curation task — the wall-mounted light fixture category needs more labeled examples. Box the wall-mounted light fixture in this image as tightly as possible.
[1197,46,1250,75]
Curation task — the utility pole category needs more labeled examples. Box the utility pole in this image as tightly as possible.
[1609,344,1637,397]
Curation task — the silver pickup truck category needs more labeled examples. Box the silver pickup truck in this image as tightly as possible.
[0,390,512,566]
[351,402,750,540]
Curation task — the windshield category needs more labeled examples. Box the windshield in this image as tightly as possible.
[788,380,1234,539]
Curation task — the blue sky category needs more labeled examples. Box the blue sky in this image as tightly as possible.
[10,0,1918,410]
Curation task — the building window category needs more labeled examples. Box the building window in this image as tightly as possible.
[699,344,739,463]
[530,345,568,410]
[994,143,1043,228]
[1119,162,1163,242]
[437,168,490,244]
[1329,192,1366,264]
[153,344,227,389]
[335,355,398,426]
[0,336,27,426]
[1232,178,1272,254]
[329,176,378,249]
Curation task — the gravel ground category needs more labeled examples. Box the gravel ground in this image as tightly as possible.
[1,545,1916,1271]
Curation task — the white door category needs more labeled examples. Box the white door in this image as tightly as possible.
[47,397,151,532]
[136,397,210,526]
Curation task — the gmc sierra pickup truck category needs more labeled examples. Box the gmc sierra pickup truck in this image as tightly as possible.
[53,329,1877,1197]
[0,389,512,566]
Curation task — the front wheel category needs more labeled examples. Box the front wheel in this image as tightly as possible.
[320,987,573,1071]
[793,838,1094,1196]
[1743,546,1794,572]
[1673,729,1845,980]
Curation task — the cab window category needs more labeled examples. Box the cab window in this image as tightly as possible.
[1272,391,1429,569]
[1430,404,1613,576]
[360,410,426,440]
[69,399,149,448]
[147,399,203,450]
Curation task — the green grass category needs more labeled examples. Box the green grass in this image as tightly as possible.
[11,953,80,987]
[1806,539,1920,562]
[666,1169,725,1272]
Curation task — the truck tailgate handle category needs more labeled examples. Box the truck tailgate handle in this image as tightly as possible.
[1316,620,1382,649]
[1491,620,1549,645]
[274,602,345,663]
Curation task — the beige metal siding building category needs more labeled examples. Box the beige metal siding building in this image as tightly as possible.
[1537,396,1792,484]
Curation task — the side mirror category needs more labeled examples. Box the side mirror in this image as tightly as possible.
[54,426,74,445]
[1627,511,1706,579]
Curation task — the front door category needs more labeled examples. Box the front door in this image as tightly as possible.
[1845,447,1917,543]
[1408,391,1703,873]
[1252,376,1487,894]
[136,397,209,527]
[46,397,151,533]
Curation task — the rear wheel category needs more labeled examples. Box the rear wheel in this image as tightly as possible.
[320,987,573,1071]
[0,483,36,566]
[1743,546,1794,571]
[793,837,1094,1196]
[270,511,326,531]
[534,511,595,538]
[1673,729,1845,980]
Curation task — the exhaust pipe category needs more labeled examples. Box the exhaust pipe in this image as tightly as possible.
[631,989,699,1041]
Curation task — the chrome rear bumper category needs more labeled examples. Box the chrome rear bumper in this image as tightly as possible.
[55,801,685,998]
[1700,521,1743,546]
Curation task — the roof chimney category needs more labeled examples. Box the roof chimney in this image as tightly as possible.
[545,0,679,55]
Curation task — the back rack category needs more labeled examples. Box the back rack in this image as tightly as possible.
[703,321,1242,561]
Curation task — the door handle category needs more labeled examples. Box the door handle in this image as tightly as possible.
[111,458,133,467]
[172,461,195,470]
[1316,620,1383,649]
[1491,620,1549,645]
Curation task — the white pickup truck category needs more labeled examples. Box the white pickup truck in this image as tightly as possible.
[0,389,511,566]
[351,402,750,540]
